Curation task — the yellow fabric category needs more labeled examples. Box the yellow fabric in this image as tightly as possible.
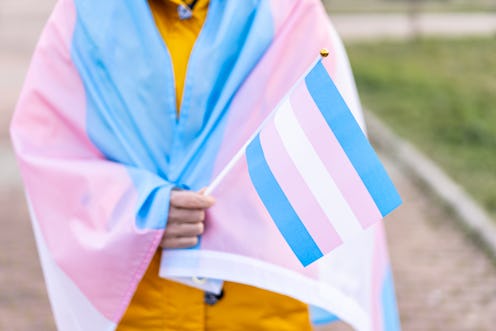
[148,0,209,113]
[118,1,313,330]
[117,253,312,331]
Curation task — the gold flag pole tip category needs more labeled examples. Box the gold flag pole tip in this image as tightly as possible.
[320,48,330,57]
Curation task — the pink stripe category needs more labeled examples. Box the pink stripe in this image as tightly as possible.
[11,0,163,323]
[290,83,382,228]
[268,0,295,33]
[321,50,339,85]
[259,119,342,254]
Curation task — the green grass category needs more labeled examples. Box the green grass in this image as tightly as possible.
[346,37,496,219]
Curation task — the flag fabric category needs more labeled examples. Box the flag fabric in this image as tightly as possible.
[11,0,401,330]
[241,59,401,266]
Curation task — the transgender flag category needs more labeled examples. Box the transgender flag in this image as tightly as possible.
[211,59,401,266]
[12,0,402,328]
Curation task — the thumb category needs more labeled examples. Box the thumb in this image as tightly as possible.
[198,187,215,205]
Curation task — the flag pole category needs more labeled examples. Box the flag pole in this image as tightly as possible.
[205,49,330,196]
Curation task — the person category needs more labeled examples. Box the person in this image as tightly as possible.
[118,1,314,329]
[11,0,401,330]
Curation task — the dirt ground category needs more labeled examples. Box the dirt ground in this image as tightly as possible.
[1,1,496,330]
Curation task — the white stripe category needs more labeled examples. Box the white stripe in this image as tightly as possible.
[272,100,363,242]
[161,249,370,331]
[27,197,116,331]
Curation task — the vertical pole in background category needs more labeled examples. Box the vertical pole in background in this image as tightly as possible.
[408,0,421,39]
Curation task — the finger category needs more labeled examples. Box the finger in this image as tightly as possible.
[170,190,215,209]
[168,207,205,224]
[163,222,204,237]
[161,236,199,249]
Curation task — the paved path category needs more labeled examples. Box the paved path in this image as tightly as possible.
[330,13,496,41]
[376,157,496,331]
[2,1,496,330]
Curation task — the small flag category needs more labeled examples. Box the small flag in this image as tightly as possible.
[212,59,402,267]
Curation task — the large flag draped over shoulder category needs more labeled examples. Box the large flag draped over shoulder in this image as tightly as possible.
[11,0,401,330]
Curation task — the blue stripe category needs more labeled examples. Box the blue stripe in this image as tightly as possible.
[381,268,402,331]
[305,61,402,217]
[246,135,323,266]
[309,305,339,325]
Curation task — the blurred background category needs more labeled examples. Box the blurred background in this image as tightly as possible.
[1,0,495,330]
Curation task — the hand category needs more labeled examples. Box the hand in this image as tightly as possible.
[160,189,215,249]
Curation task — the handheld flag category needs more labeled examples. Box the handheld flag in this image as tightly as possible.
[208,58,402,266]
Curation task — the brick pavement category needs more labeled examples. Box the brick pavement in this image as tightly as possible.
[2,1,496,330]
